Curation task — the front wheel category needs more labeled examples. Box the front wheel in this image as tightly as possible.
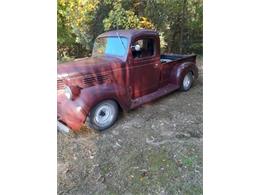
[86,100,119,131]
[180,72,193,91]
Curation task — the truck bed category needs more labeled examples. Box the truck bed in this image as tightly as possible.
[160,54,196,64]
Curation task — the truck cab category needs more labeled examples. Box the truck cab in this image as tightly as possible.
[57,29,198,132]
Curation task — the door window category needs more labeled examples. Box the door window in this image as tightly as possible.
[132,38,155,58]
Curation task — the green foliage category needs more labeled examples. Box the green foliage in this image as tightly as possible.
[103,1,140,30]
[103,0,155,31]
[57,0,100,60]
[57,0,203,61]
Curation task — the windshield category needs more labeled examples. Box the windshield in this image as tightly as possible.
[92,36,128,57]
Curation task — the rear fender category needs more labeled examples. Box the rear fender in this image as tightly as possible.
[170,62,198,87]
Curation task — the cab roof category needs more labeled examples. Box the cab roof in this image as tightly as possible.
[97,29,159,39]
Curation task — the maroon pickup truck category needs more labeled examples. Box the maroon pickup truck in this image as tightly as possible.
[57,29,198,132]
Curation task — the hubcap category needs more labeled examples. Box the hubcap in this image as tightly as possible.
[94,104,115,127]
[183,74,191,89]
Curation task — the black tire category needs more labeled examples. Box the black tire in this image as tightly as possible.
[86,100,119,131]
[180,72,193,91]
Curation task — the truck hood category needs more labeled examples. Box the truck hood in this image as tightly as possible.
[57,56,124,79]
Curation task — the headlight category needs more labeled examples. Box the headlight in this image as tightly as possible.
[64,85,72,99]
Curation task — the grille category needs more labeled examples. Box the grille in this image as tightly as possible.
[57,79,65,90]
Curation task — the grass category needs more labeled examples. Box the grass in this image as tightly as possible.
[99,145,202,194]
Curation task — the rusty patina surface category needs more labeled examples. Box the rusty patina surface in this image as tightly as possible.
[57,29,198,131]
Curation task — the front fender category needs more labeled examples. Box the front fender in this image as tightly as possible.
[58,83,129,131]
[171,62,198,87]
[78,83,130,115]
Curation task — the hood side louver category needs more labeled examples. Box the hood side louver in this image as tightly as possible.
[83,73,111,87]
[57,73,111,90]
[57,79,65,90]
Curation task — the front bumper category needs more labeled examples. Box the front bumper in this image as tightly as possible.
[57,94,87,131]
[57,120,70,133]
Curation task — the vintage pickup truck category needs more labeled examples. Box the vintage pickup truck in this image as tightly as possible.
[57,29,198,132]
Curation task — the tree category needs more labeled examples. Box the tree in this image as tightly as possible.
[57,0,203,61]
[57,0,100,60]
[103,0,154,31]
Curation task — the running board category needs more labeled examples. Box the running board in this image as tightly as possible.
[130,84,179,109]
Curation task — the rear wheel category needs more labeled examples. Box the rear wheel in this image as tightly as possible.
[86,100,119,131]
[180,72,193,91]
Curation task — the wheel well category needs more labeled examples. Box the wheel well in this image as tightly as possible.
[110,98,123,112]
[184,69,193,76]
[90,98,123,114]
[181,70,193,82]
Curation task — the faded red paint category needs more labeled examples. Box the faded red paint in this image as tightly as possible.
[57,29,198,131]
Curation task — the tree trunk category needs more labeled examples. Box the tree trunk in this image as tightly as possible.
[179,0,187,54]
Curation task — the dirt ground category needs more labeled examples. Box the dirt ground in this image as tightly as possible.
[57,58,203,195]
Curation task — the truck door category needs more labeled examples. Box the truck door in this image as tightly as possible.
[129,36,161,99]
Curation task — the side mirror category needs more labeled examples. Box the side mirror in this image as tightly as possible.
[134,44,141,51]
[131,44,141,51]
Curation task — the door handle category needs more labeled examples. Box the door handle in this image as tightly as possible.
[154,63,159,68]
